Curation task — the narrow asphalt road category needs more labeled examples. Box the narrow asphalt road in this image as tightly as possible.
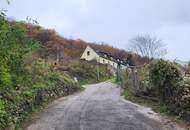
[26,82,185,130]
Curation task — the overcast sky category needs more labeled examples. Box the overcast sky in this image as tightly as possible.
[1,0,190,61]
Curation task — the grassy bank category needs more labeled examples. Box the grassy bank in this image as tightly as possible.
[61,60,113,85]
[124,89,166,113]
[123,89,190,129]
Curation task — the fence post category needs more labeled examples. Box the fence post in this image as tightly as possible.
[131,67,139,95]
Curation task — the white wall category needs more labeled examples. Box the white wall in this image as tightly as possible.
[81,46,126,69]
[81,46,98,61]
[98,57,118,69]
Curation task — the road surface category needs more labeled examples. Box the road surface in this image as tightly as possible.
[26,82,185,130]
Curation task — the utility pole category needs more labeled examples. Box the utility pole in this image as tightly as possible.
[117,62,122,85]
[97,58,100,81]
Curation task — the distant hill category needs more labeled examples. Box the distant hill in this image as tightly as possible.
[11,21,148,65]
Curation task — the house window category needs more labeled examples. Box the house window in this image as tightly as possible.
[87,51,90,56]
[103,59,105,63]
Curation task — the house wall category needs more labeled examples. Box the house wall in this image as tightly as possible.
[81,46,126,69]
[81,46,98,61]
[110,60,118,68]
[98,57,118,69]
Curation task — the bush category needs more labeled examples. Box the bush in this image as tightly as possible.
[137,65,155,95]
[0,59,81,129]
[171,79,190,121]
[149,59,182,102]
[0,100,9,129]
[150,59,190,121]
[124,65,155,96]
[125,59,190,121]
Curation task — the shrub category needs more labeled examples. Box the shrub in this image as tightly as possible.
[150,59,190,121]
[149,59,182,102]
[124,65,155,96]
[137,64,155,95]
[124,59,190,121]
[0,100,9,129]
[171,79,190,121]
[0,59,81,129]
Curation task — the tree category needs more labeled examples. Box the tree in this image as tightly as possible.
[129,34,167,59]
[34,29,52,44]
[114,50,127,59]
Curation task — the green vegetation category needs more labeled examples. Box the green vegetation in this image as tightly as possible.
[150,60,190,121]
[63,61,112,85]
[124,59,190,122]
[0,13,81,129]
[0,11,113,129]
[107,76,117,84]
[149,60,182,102]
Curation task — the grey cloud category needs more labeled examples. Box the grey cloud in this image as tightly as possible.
[1,0,190,61]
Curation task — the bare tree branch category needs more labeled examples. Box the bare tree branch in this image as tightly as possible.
[129,34,167,58]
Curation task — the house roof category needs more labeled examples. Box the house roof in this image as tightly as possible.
[85,45,129,66]
[95,50,129,66]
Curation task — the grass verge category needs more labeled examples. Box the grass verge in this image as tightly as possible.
[123,88,190,129]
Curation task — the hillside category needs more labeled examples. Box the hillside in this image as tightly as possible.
[10,21,148,65]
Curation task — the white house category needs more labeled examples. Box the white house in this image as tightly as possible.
[81,46,128,69]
